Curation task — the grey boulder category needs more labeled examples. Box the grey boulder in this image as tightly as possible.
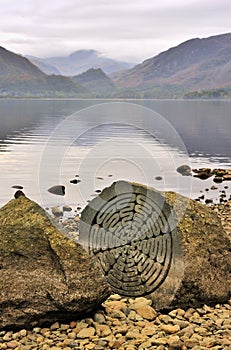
[0,196,111,329]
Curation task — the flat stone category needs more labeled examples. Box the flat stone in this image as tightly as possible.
[63,206,72,212]
[12,185,24,189]
[213,176,223,183]
[134,305,156,321]
[48,185,65,196]
[160,324,180,334]
[6,341,19,349]
[76,327,95,338]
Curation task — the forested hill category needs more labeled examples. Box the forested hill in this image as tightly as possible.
[0,46,88,97]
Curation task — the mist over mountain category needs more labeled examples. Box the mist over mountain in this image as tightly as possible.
[26,55,60,75]
[28,50,134,76]
[0,46,89,97]
[1,33,231,98]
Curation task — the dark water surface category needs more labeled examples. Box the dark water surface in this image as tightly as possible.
[0,99,230,209]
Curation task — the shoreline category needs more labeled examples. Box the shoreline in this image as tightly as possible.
[0,188,230,348]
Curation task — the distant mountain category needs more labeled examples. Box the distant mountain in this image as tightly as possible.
[0,46,89,97]
[29,50,134,76]
[72,68,116,96]
[115,33,231,97]
[25,55,60,75]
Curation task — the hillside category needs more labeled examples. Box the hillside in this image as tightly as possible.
[26,55,60,75]
[30,50,134,76]
[0,47,89,97]
[115,33,231,97]
[72,68,116,96]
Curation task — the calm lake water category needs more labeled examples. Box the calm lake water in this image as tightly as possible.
[0,99,230,210]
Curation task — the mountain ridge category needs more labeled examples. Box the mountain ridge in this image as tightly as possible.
[72,68,116,96]
[27,50,134,76]
[114,33,231,96]
[1,33,231,98]
[0,46,89,97]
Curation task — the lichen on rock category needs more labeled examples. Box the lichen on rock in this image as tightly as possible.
[0,195,111,330]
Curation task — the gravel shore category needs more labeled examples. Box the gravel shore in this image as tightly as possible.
[0,294,230,349]
[1,200,230,350]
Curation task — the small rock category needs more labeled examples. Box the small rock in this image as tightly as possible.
[76,327,95,338]
[184,339,199,348]
[135,305,156,321]
[94,313,106,324]
[70,179,81,184]
[51,206,63,217]
[14,190,26,199]
[63,205,72,212]
[3,332,12,341]
[167,335,183,349]
[213,176,223,183]
[6,341,19,349]
[194,172,212,180]
[160,324,180,334]
[150,337,168,345]
[176,165,191,176]
[110,310,126,319]
[138,341,152,349]
[12,185,24,189]
[205,198,213,204]
[223,174,231,181]
[155,176,163,181]
[141,325,157,336]
[50,321,59,330]
[48,185,65,196]
[126,331,141,339]
[19,329,27,337]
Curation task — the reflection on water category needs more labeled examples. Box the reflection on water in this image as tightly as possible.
[0,99,230,208]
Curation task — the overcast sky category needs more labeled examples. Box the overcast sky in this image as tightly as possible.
[0,0,230,63]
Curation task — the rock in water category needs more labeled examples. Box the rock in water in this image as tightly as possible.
[14,190,26,198]
[0,196,110,329]
[176,165,192,176]
[48,185,65,196]
[79,180,231,310]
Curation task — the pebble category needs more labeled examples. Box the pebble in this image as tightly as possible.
[51,206,63,217]
[1,295,230,349]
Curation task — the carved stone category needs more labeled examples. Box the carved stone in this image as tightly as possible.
[79,180,231,310]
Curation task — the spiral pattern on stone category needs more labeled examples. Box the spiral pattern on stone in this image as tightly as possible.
[87,192,173,296]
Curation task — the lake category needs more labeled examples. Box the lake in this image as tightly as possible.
[0,99,230,210]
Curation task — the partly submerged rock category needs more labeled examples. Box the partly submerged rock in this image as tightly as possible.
[79,180,231,310]
[11,185,24,189]
[192,167,231,183]
[51,206,63,217]
[0,196,110,329]
[48,185,65,196]
[14,190,26,199]
[176,165,192,176]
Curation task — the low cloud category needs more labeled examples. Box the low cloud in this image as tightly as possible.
[0,0,230,62]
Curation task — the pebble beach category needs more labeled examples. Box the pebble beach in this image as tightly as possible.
[0,293,230,350]
[1,197,230,350]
